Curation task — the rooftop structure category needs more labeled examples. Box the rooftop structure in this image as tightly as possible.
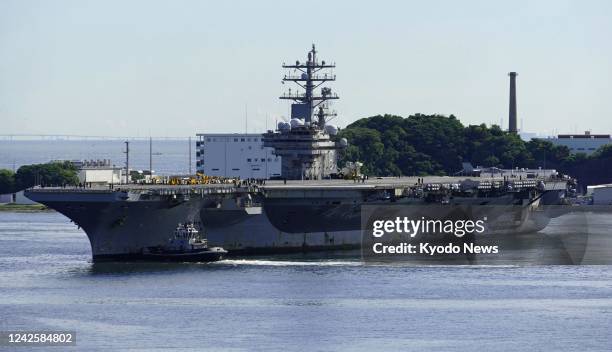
[557,132,611,139]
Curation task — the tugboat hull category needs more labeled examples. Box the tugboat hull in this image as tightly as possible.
[140,247,227,262]
[94,248,228,262]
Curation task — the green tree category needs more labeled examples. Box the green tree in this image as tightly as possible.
[338,127,385,175]
[525,139,570,169]
[14,161,79,190]
[0,169,16,194]
[339,114,465,176]
[591,144,612,159]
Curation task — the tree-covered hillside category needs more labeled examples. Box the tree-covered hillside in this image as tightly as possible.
[338,114,612,188]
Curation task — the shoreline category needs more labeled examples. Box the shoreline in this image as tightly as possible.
[0,204,53,212]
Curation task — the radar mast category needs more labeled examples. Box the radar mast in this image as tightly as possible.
[280,44,338,127]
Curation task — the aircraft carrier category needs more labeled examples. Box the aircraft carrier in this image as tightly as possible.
[25,175,571,260]
[24,45,575,261]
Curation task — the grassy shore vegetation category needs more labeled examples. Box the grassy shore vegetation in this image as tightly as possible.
[338,114,612,187]
[0,203,50,212]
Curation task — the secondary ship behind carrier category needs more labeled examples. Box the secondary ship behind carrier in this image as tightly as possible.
[25,45,574,261]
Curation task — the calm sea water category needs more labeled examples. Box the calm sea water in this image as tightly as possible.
[0,140,193,175]
[1,211,611,351]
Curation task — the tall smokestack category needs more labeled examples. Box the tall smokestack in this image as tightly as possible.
[508,72,518,133]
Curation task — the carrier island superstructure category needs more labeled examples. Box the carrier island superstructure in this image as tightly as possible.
[25,46,575,261]
[263,44,346,180]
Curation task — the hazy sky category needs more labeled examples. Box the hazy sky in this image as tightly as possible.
[1,0,611,137]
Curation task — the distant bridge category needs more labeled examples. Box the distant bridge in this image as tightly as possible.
[0,134,190,141]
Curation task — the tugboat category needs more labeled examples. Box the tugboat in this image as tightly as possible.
[142,223,227,262]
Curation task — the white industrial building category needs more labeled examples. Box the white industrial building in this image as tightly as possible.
[587,184,612,205]
[77,159,123,185]
[548,132,612,155]
[196,133,281,179]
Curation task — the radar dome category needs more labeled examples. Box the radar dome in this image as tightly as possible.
[339,138,348,147]
[278,122,291,131]
[324,125,338,135]
[290,118,305,129]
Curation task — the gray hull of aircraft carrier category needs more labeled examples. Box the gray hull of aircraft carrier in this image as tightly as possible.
[25,176,570,261]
